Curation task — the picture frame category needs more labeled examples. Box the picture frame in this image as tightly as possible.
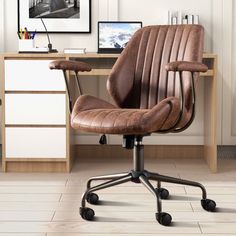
[18,0,91,33]
[98,21,142,53]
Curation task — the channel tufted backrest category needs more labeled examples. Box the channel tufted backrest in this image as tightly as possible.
[107,25,204,112]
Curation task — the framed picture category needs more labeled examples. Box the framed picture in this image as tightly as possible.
[98,21,142,53]
[18,0,91,33]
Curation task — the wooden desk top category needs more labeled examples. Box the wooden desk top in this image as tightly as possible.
[1,52,217,59]
[0,52,216,77]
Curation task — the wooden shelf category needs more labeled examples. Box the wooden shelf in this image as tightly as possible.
[200,69,214,77]
[70,69,215,77]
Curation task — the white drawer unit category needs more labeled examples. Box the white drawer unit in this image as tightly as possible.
[5,94,66,125]
[6,128,66,158]
[5,60,65,91]
[1,56,70,172]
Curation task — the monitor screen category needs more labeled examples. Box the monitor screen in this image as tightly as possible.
[98,21,142,53]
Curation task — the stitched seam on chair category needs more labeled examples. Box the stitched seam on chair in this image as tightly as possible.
[78,110,94,127]
[113,110,139,128]
[125,110,148,131]
[148,27,160,109]
[135,28,151,108]
[157,27,168,104]
[159,101,173,130]
[182,27,192,61]
[171,27,182,97]
[127,110,147,129]
[75,110,148,131]
[166,26,177,99]
[100,110,120,128]
[134,30,145,108]
[90,110,112,129]
[181,27,192,106]
[75,109,147,130]
[175,27,185,98]
[75,110,109,130]
[154,28,162,106]
[173,27,183,97]
[138,110,150,131]
[71,110,93,129]
[112,110,126,128]
[147,28,159,109]
[140,28,155,109]
[163,27,173,99]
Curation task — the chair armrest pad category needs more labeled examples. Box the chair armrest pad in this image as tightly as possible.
[165,61,208,73]
[49,60,92,72]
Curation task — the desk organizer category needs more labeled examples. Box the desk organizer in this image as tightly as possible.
[18,39,35,52]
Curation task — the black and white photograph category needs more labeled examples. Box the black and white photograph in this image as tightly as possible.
[18,0,91,33]
[29,0,80,19]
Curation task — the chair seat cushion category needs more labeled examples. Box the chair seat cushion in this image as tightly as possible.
[71,95,182,135]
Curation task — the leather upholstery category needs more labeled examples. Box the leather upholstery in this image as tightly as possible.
[71,95,180,134]
[69,25,205,135]
[49,60,92,73]
[107,25,204,110]
[166,61,208,72]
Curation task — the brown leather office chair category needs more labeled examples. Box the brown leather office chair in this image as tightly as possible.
[49,25,216,226]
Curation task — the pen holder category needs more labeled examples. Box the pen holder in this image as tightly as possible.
[18,39,35,52]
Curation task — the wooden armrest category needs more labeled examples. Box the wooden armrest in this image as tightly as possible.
[165,61,208,73]
[49,60,92,73]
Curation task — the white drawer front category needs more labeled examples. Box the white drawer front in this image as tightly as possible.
[5,60,65,91]
[5,94,66,125]
[6,128,66,158]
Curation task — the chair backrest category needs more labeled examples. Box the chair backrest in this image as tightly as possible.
[107,25,204,113]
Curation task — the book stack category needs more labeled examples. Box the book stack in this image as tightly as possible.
[64,48,86,54]
[168,11,199,25]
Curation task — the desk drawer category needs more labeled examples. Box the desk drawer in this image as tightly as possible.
[5,94,66,125]
[6,128,66,158]
[5,60,65,91]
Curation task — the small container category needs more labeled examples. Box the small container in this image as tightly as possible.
[19,39,35,52]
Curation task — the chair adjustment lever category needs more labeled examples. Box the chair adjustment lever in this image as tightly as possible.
[99,134,107,145]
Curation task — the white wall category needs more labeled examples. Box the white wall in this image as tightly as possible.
[119,0,213,51]
[0,0,4,52]
[221,0,236,145]
[3,0,213,52]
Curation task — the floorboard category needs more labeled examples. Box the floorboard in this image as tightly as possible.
[0,157,235,235]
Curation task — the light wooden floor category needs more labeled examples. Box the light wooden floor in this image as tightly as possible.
[0,155,236,236]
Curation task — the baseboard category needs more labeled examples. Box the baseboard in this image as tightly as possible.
[4,161,68,172]
[76,145,204,161]
[1,145,204,172]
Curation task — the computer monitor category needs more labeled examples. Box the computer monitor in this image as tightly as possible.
[98,21,142,53]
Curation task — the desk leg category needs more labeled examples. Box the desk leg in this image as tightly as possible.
[0,56,6,172]
[204,75,217,173]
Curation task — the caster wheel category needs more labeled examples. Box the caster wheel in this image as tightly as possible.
[86,193,99,205]
[156,188,169,199]
[80,207,95,221]
[156,212,172,226]
[201,199,216,212]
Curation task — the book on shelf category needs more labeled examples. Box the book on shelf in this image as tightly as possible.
[177,11,182,24]
[193,15,199,24]
[19,47,49,53]
[187,15,193,24]
[182,18,188,25]
[64,48,86,54]
[168,10,172,25]
[172,17,177,25]
[168,10,200,25]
